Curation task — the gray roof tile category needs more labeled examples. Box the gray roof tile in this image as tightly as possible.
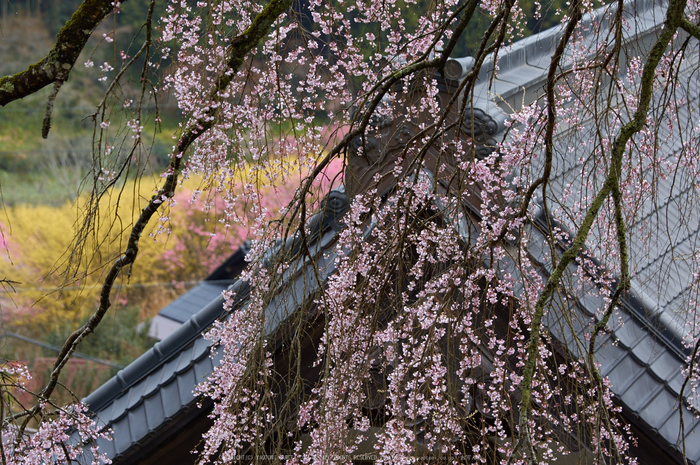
[668,370,685,397]
[212,345,224,366]
[143,391,165,433]
[629,333,662,367]
[649,351,683,383]
[639,389,677,431]
[543,309,579,354]
[160,379,183,420]
[618,370,664,413]
[73,193,350,462]
[637,259,693,313]
[128,404,149,444]
[459,3,700,460]
[498,63,544,85]
[630,196,699,272]
[577,290,605,318]
[593,336,627,378]
[176,343,196,374]
[142,367,164,398]
[606,354,646,395]
[126,378,147,410]
[78,445,95,464]
[614,315,644,350]
[192,336,211,362]
[524,28,560,67]
[113,417,133,455]
[156,355,181,387]
[658,406,698,450]
[158,282,229,323]
[506,9,699,461]
[193,354,214,384]
[689,390,700,415]
[95,436,115,460]
[108,393,130,423]
[527,208,696,458]
[93,402,115,429]
[73,6,698,462]
[177,368,197,407]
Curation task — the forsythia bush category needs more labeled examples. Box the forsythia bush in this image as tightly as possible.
[0,156,341,338]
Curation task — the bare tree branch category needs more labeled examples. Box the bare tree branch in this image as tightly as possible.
[0,0,125,107]
[18,0,295,435]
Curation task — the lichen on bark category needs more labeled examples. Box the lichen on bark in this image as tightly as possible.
[0,0,126,107]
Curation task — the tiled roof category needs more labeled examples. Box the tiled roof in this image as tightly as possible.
[77,289,233,463]
[75,190,350,463]
[452,0,669,124]
[158,242,251,324]
[529,223,700,464]
[157,282,230,324]
[450,0,700,460]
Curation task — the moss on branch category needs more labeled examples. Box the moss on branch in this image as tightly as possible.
[517,0,688,460]
[0,0,122,107]
[681,18,700,41]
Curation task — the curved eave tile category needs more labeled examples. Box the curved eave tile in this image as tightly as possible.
[143,390,166,434]
[621,369,664,411]
[176,368,197,408]
[112,416,134,456]
[160,378,183,420]
[128,403,149,445]
[638,388,678,432]
[606,353,646,395]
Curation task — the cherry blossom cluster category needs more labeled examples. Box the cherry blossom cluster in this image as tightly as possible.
[152,0,700,463]
[0,363,112,465]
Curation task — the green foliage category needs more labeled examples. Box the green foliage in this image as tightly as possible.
[46,305,156,368]
[46,307,154,401]
[118,0,159,36]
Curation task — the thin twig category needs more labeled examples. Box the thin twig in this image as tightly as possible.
[20,0,295,436]
[42,79,64,139]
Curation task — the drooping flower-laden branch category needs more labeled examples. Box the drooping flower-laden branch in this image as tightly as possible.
[3,0,700,462]
[0,362,112,465]
[518,0,691,462]
[181,0,700,462]
[13,0,296,445]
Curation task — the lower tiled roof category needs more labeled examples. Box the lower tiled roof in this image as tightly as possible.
[528,224,700,464]
[74,191,350,463]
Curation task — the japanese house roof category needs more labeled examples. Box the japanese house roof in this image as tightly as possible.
[156,242,250,324]
[469,0,700,459]
[76,0,700,462]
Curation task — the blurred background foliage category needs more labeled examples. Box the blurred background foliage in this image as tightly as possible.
[0,171,306,400]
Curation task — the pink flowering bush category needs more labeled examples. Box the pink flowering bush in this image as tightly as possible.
[158,156,343,282]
